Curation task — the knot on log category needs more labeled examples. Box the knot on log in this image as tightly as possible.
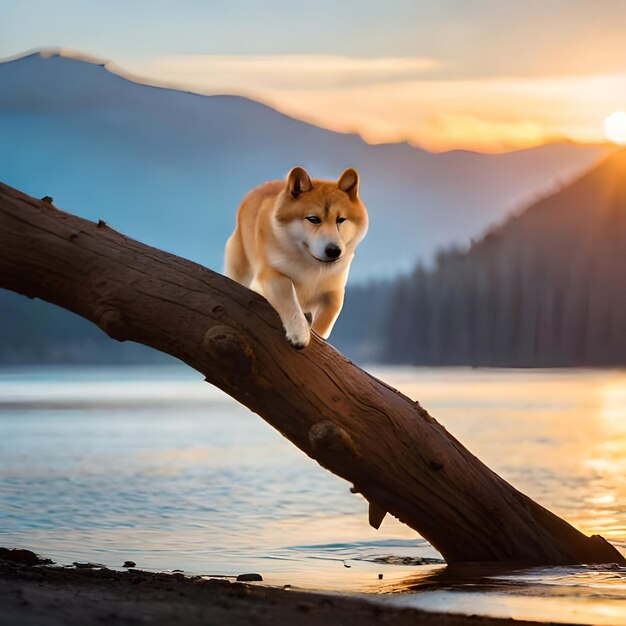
[99,309,127,341]
[203,325,256,380]
[308,420,357,458]
[428,454,445,471]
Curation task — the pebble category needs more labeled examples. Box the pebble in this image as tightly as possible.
[236,573,263,582]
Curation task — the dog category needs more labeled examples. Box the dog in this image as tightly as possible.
[224,166,368,348]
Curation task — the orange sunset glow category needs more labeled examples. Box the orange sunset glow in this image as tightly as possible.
[117,54,626,152]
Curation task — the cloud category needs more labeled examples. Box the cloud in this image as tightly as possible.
[117,55,626,152]
[120,54,442,91]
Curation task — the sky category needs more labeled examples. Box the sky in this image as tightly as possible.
[2,0,626,152]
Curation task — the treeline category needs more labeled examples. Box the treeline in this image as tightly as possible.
[383,241,626,366]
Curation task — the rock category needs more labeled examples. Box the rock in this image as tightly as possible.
[0,547,52,565]
[236,573,263,582]
[73,562,106,569]
[123,561,136,568]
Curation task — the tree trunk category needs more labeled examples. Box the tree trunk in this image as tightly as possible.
[0,181,623,566]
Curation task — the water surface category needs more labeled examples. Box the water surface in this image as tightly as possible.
[1,365,625,624]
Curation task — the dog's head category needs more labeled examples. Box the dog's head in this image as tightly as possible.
[273,167,369,264]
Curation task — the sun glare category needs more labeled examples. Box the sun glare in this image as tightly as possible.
[604,111,626,145]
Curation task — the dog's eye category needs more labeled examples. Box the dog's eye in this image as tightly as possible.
[336,217,347,224]
[306,216,321,224]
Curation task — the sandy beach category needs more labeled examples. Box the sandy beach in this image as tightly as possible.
[0,548,581,626]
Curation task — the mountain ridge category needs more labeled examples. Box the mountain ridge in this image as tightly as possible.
[2,49,612,157]
[377,148,626,365]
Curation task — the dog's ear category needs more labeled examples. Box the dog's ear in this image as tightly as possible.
[286,167,312,198]
[338,168,359,200]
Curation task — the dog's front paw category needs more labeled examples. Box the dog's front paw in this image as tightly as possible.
[284,315,311,349]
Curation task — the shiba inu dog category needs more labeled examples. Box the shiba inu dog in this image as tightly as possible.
[224,167,368,348]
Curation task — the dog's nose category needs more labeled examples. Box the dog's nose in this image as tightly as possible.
[325,244,341,259]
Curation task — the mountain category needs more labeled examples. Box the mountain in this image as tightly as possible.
[0,51,613,281]
[378,149,626,366]
[0,50,616,364]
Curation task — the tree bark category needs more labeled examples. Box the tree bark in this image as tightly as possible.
[0,181,623,566]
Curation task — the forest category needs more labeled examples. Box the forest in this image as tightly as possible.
[377,150,626,366]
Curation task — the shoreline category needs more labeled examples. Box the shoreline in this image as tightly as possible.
[0,548,575,626]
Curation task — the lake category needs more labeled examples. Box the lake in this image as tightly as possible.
[1,365,625,624]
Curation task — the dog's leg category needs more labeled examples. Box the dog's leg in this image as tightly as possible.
[224,230,252,287]
[258,268,310,348]
[312,290,344,340]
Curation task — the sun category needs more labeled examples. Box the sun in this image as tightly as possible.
[604,111,626,145]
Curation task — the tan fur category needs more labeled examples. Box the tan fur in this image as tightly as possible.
[224,167,368,348]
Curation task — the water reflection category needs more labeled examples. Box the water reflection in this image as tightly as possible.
[376,562,626,625]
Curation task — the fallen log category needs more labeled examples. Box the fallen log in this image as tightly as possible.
[0,181,623,566]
